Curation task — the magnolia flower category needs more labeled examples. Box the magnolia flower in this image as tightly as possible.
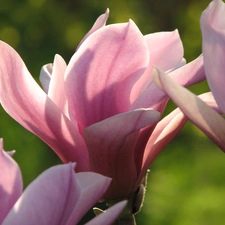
[0,10,205,200]
[152,0,225,151]
[0,139,126,225]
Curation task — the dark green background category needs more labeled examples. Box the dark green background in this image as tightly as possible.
[1,0,225,224]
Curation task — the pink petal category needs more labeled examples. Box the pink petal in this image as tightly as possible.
[83,109,160,199]
[0,139,22,224]
[141,108,188,177]
[66,171,111,224]
[40,55,69,117]
[170,58,186,71]
[3,163,111,225]
[85,201,127,225]
[140,92,222,183]
[65,20,149,131]
[131,33,185,105]
[201,0,225,114]
[0,41,89,171]
[153,68,225,151]
[39,63,52,93]
[47,54,68,116]
[145,30,184,71]
[170,54,205,87]
[77,9,110,49]
[198,92,222,113]
[131,54,205,111]
[130,62,154,105]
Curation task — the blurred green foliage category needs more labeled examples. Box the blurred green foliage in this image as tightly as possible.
[1,0,225,224]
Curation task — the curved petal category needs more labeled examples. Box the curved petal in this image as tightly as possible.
[0,139,22,224]
[0,41,89,171]
[47,54,68,116]
[145,30,184,71]
[201,0,225,114]
[77,9,110,49]
[83,109,160,199]
[65,20,149,131]
[141,108,188,179]
[39,64,52,93]
[67,171,111,224]
[130,62,153,105]
[131,54,205,111]
[198,92,222,113]
[169,54,205,87]
[153,68,225,151]
[85,201,127,225]
[168,57,186,72]
[3,164,111,225]
[139,92,222,183]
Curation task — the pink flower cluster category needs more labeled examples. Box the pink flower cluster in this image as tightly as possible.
[0,9,205,201]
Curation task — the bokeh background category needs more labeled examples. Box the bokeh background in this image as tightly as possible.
[1,0,225,224]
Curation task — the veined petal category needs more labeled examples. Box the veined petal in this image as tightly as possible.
[153,68,225,151]
[0,139,22,224]
[77,9,110,49]
[201,0,225,114]
[3,164,111,225]
[65,20,149,131]
[83,109,160,199]
[145,30,184,71]
[0,41,89,171]
[85,201,127,225]
[131,55,205,111]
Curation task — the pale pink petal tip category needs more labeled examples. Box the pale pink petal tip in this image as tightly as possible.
[77,8,110,49]
[85,200,127,225]
[39,63,52,93]
[0,139,23,224]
